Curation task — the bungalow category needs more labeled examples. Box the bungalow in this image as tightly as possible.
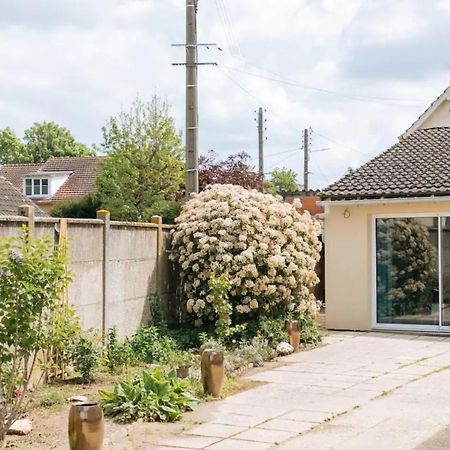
[0,156,102,213]
[320,84,450,332]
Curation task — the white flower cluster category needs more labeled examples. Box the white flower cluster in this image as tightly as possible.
[170,184,322,323]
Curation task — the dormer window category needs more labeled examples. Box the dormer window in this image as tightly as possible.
[24,178,49,197]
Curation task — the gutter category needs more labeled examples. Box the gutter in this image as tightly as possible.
[318,195,450,208]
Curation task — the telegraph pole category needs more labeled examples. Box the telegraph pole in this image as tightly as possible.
[172,1,217,198]
[258,107,264,183]
[303,128,309,192]
[185,0,198,196]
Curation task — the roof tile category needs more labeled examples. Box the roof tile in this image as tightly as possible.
[321,127,450,200]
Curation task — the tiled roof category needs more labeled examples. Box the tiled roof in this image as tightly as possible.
[0,163,42,190]
[321,127,450,200]
[0,156,102,201]
[0,177,47,217]
[41,156,102,200]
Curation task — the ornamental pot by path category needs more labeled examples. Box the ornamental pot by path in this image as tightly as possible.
[285,319,301,352]
[68,402,104,450]
[201,349,224,397]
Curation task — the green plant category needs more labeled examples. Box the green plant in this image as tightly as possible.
[99,368,198,423]
[0,229,71,443]
[166,350,196,369]
[297,313,322,345]
[131,327,177,364]
[106,327,137,372]
[247,317,287,348]
[41,303,81,381]
[38,389,65,408]
[72,333,99,383]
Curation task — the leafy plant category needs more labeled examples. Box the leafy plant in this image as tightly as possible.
[106,327,136,372]
[0,229,71,443]
[72,333,99,383]
[41,303,81,381]
[131,327,177,364]
[99,369,198,423]
[166,350,196,369]
[297,313,322,345]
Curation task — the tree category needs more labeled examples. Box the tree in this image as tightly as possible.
[23,122,93,163]
[0,127,29,164]
[198,150,262,191]
[95,97,184,222]
[265,168,301,195]
[0,230,71,443]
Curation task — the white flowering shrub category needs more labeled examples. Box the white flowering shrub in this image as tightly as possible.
[170,184,322,326]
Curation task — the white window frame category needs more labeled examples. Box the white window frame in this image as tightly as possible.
[371,212,450,332]
[24,178,49,197]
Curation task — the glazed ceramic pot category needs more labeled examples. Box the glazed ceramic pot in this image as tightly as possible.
[68,402,104,450]
[201,349,224,397]
[285,320,301,352]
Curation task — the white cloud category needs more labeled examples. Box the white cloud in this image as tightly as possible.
[0,0,448,189]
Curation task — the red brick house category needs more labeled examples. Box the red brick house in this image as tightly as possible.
[0,156,102,213]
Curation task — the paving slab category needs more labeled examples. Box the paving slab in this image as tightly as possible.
[121,332,450,450]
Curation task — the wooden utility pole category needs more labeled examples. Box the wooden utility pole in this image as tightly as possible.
[172,1,217,198]
[258,107,264,182]
[303,128,309,192]
[185,0,199,196]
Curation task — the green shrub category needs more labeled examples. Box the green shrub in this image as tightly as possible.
[106,327,137,372]
[131,327,177,364]
[0,229,71,442]
[99,368,198,423]
[50,194,100,219]
[72,333,99,383]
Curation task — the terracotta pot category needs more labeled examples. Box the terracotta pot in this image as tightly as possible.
[285,320,301,352]
[201,349,224,397]
[176,366,190,379]
[68,402,104,450]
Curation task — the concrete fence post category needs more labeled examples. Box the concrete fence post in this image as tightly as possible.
[18,204,35,238]
[96,210,111,340]
[150,215,164,298]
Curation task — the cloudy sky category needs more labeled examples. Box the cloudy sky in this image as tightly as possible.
[1,0,449,189]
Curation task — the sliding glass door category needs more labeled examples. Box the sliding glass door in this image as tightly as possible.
[375,217,439,327]
[441,217,450,326]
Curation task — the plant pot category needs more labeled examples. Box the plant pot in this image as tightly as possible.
[68,402,104,450]
[176,366,190,379]
[201,349,224,398]
[285,320,301,352]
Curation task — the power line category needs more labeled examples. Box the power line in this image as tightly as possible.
[225,66,425,107]
[207,45,426,107]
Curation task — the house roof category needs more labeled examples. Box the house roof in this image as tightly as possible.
[320,127,450,200]
[0,177,48,217]
[0,156,102,201]
[400,84,450,139]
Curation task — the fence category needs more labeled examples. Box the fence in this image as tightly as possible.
[0,206,177,338]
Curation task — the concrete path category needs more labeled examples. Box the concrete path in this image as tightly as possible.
[109,332,450,449]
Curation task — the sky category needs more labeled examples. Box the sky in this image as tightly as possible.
[0,0,449,190]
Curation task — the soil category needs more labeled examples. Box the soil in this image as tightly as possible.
[6,366,268,450]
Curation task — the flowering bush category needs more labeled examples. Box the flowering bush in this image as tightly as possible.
[170,184,322,325]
